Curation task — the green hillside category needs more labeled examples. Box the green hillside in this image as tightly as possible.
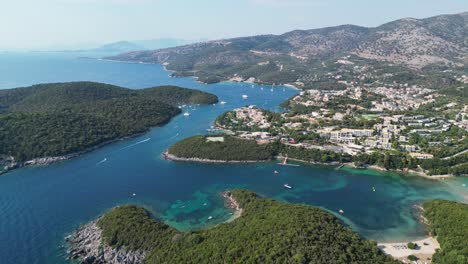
[0,82,218,161]
[423,200,468,264]
[97,190,397,263]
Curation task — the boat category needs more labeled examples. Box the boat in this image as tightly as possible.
[339,209,344,214]
[270,88,274,92]
[208,216,213,220]
[132,193,136,197]
[183,112,190,116]
[251,84,254,88]
[283,184,293,189]
[274,170,279,174]
[242,94,248,99]
[220,101,227,104]
[372,186,376,192]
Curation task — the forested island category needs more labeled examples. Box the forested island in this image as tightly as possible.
[0,82,218,174]
[68,190,396,263]
[166,135,276,162]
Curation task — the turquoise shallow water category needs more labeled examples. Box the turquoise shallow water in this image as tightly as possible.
[0,52,467,264]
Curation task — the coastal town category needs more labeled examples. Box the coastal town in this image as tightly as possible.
[215,75,468,177]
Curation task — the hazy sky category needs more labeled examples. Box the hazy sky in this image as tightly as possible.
[1,0,467,49]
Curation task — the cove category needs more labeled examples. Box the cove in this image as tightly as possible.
[0,52,467,264]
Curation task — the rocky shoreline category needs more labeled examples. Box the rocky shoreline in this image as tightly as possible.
[165,151,456,180]
[66,220,146,264]
[222,191,243,222]
[0,132,148,176]
[164,152,270,164]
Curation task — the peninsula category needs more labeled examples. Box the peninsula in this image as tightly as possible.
[0,82,218,174]
[68,190,397,264]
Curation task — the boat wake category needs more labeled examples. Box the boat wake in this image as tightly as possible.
[169,133,180,140]
[119,138,151,151]
[96,158,107,165]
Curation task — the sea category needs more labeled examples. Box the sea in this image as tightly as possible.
[0,51,467,264]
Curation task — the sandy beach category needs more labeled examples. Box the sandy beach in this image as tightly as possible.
[378,237,440,263]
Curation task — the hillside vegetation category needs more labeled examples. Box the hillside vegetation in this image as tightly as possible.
[109,12,468,86]
[0,82,218,161]
[97,190,397,263]
[423,200,468,264]
[167,135,275,161]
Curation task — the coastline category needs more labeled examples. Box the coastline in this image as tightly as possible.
[66,219,146,264]
[222,191,243,222]
[104,58,302,90]
[377,236,440,263]
[164,152,270,164]
[165,151,457,180]
[1,130,150,176]
[66,191,244,263]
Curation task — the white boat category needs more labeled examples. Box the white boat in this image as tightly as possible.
[284,184,293,189]
[270,88,274,92]
[339,209,344,214]
[132,193,136,197]
[183,112,190,116]
[274,170,279,174]
[208,216,213,220]
[242,95,248,99]
[220,101,227,104]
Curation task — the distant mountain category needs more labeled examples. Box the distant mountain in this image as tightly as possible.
[108,12,468,85]
[93,41,145,53]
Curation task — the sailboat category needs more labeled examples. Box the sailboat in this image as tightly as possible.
[183,106,190,116]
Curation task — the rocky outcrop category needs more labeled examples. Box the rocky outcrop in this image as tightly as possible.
[67,221,146,264]
[25,156,70,166]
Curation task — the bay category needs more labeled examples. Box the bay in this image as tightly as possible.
[0,52,466,264]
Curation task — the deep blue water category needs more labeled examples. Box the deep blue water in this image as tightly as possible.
[0,52,467,264]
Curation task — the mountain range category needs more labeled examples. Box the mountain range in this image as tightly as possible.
[108,12,468,86]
